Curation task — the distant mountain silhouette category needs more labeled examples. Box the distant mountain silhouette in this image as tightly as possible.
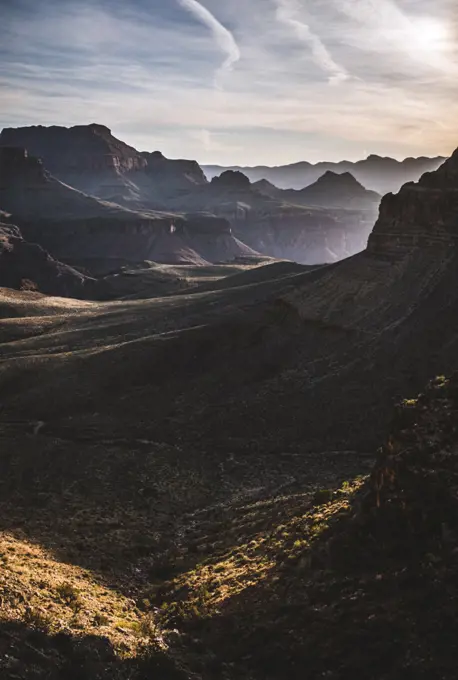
[203,154,447,195]
[256,170,381,210]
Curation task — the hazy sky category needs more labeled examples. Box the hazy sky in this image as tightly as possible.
[1,0,458,164]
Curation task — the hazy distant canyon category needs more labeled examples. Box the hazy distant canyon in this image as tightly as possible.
[0,123,446,298]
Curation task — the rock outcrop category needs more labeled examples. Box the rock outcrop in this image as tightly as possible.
[210,170,252,193]
[0,219,95,298]
[367,147,458,256]
[141,150,207,198]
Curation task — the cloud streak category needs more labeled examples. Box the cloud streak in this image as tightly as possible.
[275,0,348,84]
[2,0,458,164]
[177,0,240,86]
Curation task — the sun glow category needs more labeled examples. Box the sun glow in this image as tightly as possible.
[409,17,450,53]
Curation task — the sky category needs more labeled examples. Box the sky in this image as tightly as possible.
[1,0,458,165]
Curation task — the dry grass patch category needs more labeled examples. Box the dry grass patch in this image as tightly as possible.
[0,531,165,658]
[158,477,367,625]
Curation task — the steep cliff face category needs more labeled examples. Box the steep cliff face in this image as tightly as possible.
[0,146,131,219]
[141,150,207,196]
[234,208,373,263]
[367,148,458,256]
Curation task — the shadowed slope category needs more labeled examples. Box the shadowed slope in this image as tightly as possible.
[155,375,458,679]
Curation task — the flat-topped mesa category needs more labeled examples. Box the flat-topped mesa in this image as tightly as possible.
[367,147,458,255]
[0,147,47,185]
[0,124,148,178]
[0,125,211,206]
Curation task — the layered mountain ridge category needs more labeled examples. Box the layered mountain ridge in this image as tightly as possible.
[167,169,380,263]
[204,154,447,194]
[0,145,257,276]
[0,124,385,265]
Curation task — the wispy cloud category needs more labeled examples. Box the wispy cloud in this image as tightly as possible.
[274,0,348,84]
[177,0,240,87]
[1,0,458,164]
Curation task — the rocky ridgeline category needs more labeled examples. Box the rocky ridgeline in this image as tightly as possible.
[169,169,378,263]
[368,148,458,255]
[0,125,387,265]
